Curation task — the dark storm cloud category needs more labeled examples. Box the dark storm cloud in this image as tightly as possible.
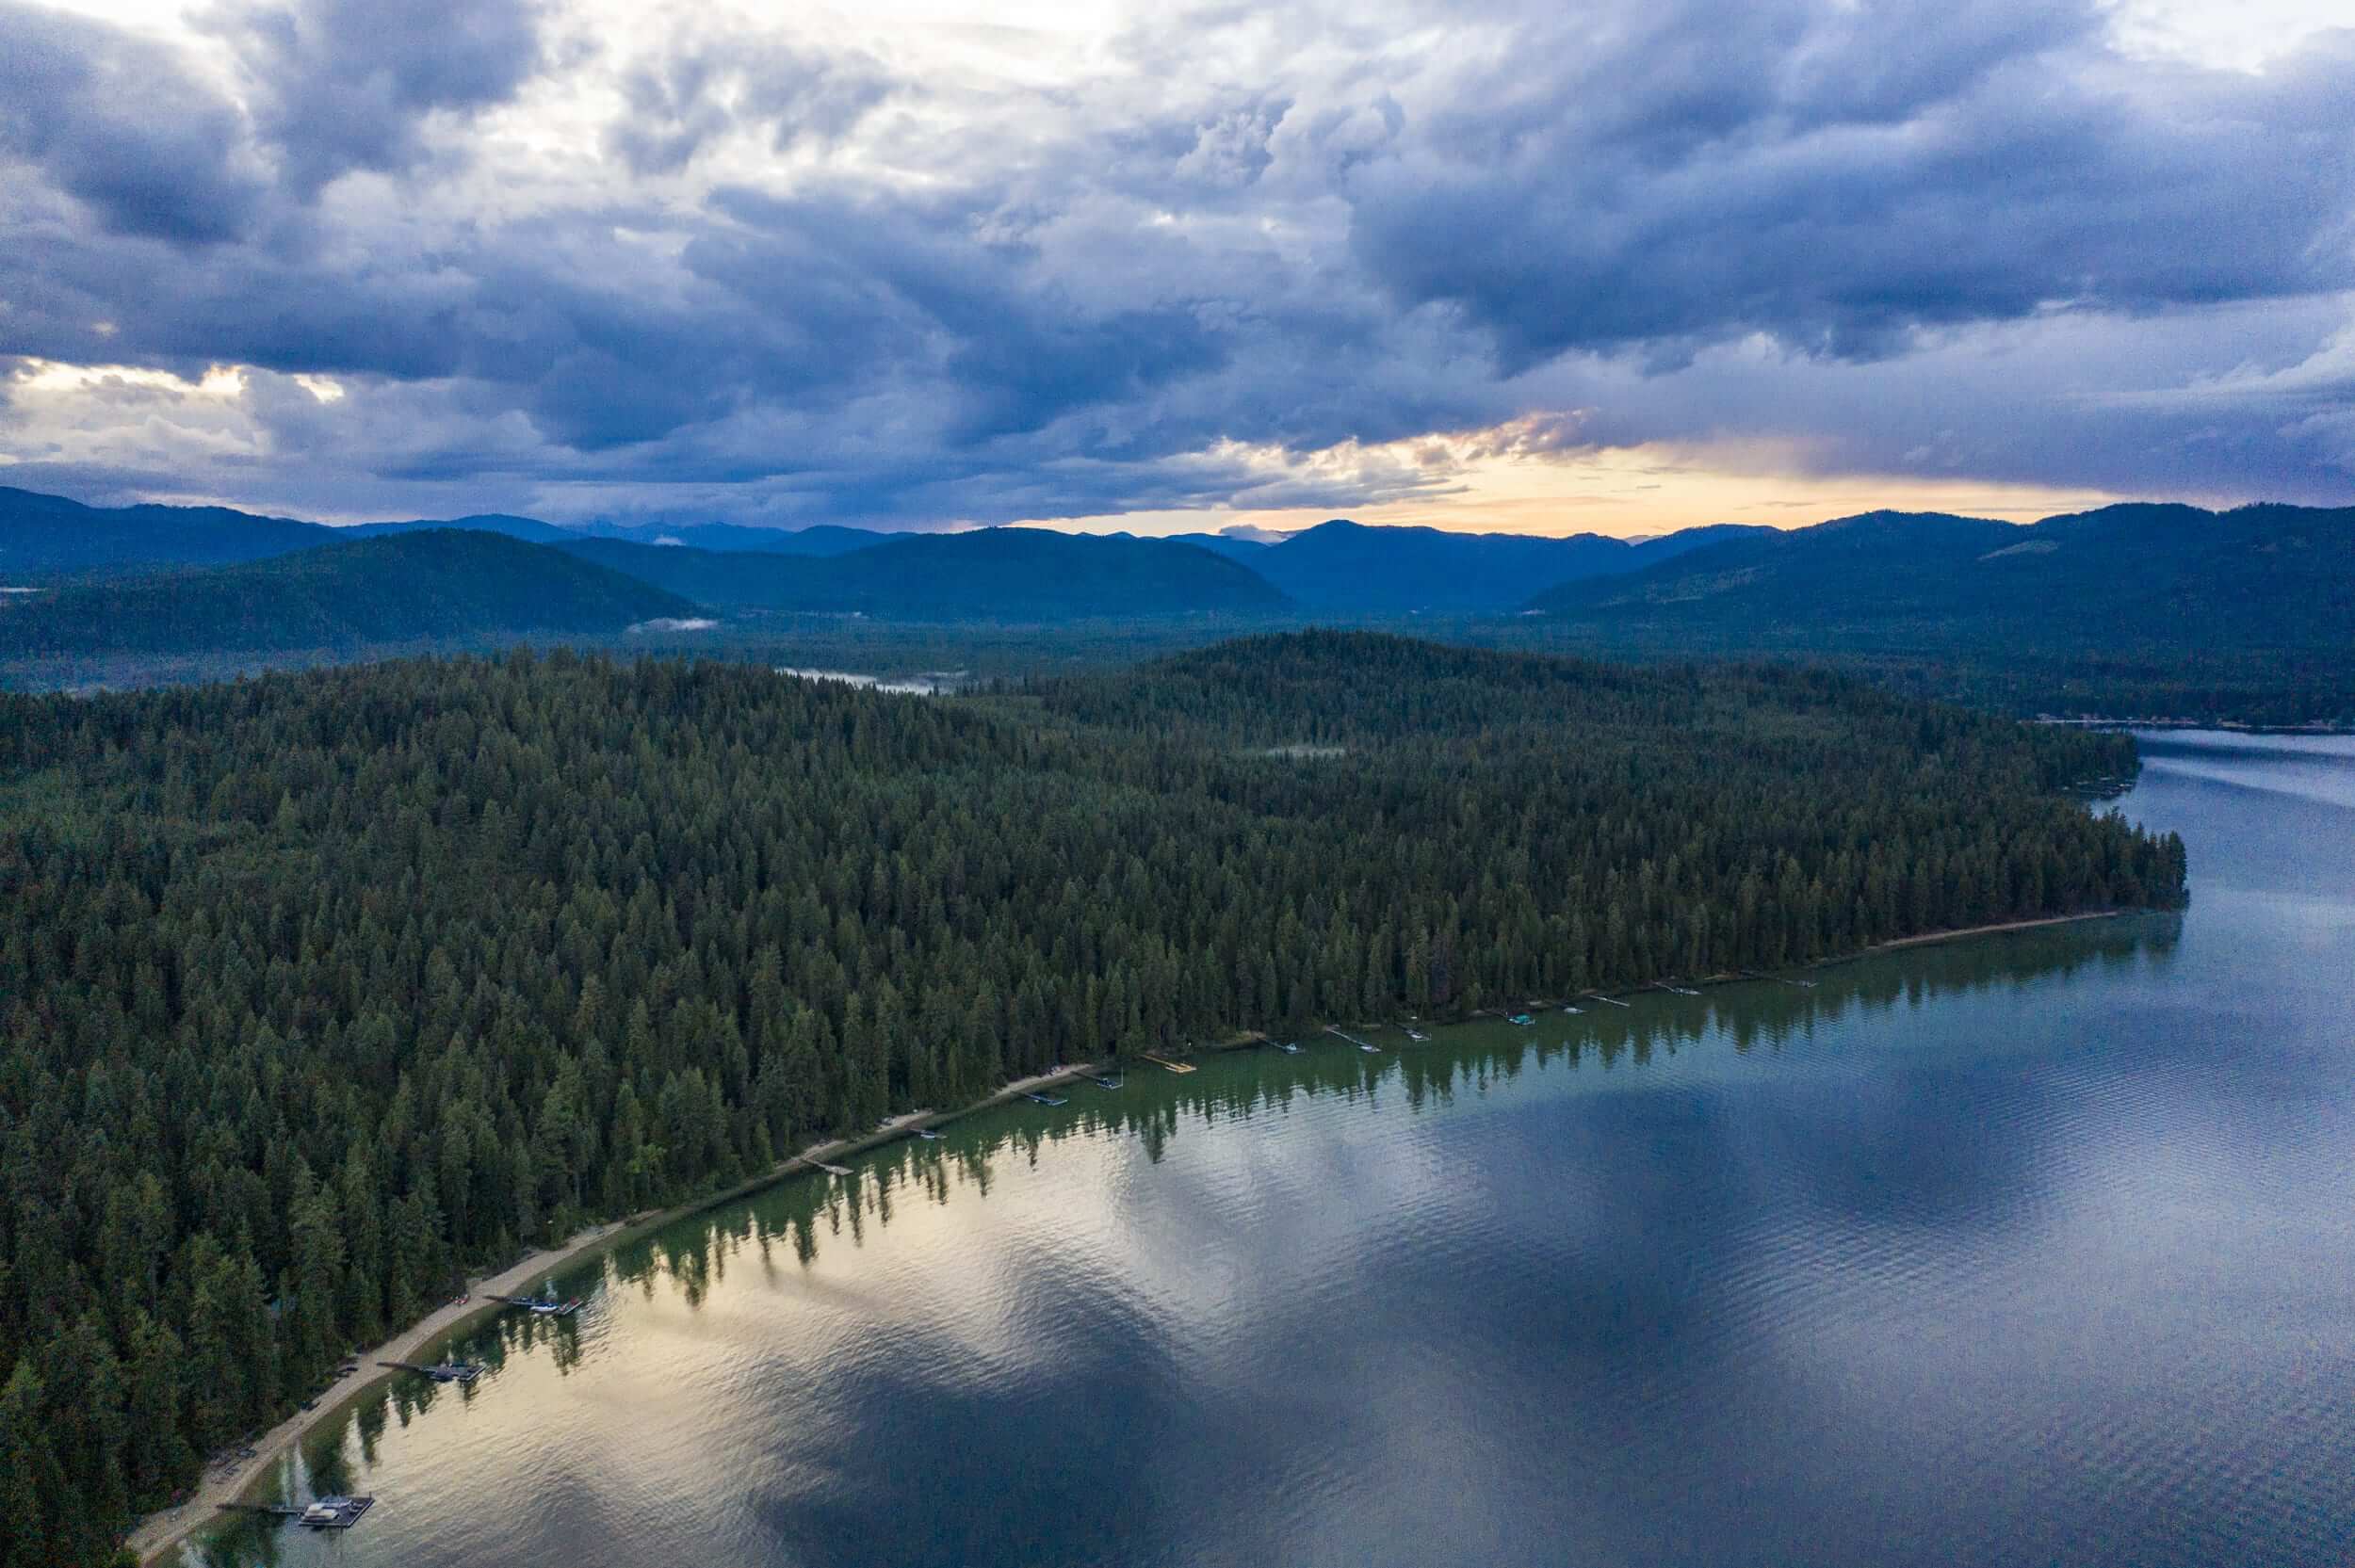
[1,0,2351,524]
[207,0,546,194]
[0,4,268,242]
[605,40,894,176]
[1338,0,2355,368]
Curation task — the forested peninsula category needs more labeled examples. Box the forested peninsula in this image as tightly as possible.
[0,633,2184,1565]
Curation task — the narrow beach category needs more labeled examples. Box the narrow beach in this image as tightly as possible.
[130,909,2126,1562]
[132,1065,1096,1565]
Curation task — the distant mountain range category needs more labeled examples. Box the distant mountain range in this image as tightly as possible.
[1173,518,1764,611]
[554,529,1283,619]
[565,521,897,556]
[1521,503,2355,652]
[0,487,893,580]
[4,486,2350,699]
[0,530,696,657]
[0,486,332,578]
[2,487,1752,614]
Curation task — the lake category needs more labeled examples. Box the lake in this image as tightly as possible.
[183,731,2355,1568]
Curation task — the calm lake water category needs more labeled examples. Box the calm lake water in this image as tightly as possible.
[187,731,2355,1568]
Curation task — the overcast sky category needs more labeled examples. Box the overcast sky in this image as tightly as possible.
[2,0,2350,534]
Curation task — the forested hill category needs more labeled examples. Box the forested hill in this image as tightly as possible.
[557,527,1288,619]
[340,513,573,542]
[0,485,898,584]
[0,485,331,579]
[0,636,2184,1564]
[1521,503,2355,650]
[0,530,702,658]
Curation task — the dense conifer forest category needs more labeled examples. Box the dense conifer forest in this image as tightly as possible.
[0,633,2183,1565]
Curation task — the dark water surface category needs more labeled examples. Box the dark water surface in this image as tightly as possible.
[187,732,2355,1568]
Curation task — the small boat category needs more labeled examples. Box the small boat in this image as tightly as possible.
[1561,1005,1584,1014]
[1357,1042,1380,1053]
[1405,1028,1428,1042]
[294,1495,375,1529]
[1275,1041,1302,1054]
[1507,1013,1535,1026]
[917,1127,942,1140]
[1092,1074,1124,1089]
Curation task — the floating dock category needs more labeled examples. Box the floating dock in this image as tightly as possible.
[1584,993,1632,1009]
[224,1495,375,1530]
[1089,1073,1124,1089]
[379,1360,482,1384]
[1142,1054,1196,1074]
[486,1294,582,1317]
[1022,1091,1069,1107]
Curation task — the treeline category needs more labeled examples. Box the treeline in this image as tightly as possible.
[0,634,2182,1565]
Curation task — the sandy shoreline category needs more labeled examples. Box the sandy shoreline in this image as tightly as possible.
[1860,909,2122,952]
[131,1068,1097,1565]
[128,909,2136,1561]
[128,1221,632,1563]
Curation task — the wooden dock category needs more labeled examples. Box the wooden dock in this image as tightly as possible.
[1584,993,1632,1009]
[1325,1026,1380,1052]
[812,1161,853,1176]
[1141,1053,1196,1074]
